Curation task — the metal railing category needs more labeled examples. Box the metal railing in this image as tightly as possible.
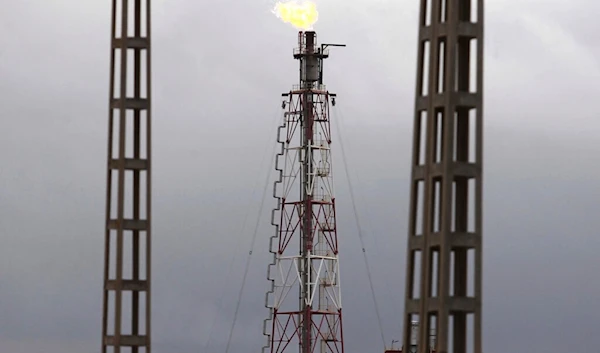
[291,83,327,91]
[293,47,330,56]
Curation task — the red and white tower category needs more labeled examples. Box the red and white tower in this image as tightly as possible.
[263,31,345,353]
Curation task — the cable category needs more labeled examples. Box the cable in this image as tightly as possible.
[204,105,281,352]
[336,104,400,334]
[223,111,281,353]
[332,106,388,348]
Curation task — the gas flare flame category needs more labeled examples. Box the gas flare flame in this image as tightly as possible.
[273,0,319,30]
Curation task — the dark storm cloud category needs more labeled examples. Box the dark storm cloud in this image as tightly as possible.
[1,1,599,353]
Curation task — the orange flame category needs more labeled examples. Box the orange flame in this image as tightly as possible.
[273,1,319,30]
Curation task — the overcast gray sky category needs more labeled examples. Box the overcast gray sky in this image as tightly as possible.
[1,0,600,352]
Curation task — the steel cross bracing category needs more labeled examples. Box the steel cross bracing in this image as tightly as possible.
[402,1,484,353]
[102,0,152,352]
[264,31,344,353]
[265,91,343,353]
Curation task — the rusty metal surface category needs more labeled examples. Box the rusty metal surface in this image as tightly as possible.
[402,1,484,353]
[102,0,152,352]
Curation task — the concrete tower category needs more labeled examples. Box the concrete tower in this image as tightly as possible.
[102,0,152,352]
[402,1,484,353]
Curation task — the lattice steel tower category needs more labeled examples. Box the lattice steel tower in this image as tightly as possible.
[402,1,483,353]
[102,0,152,352]
[263,31,345,353]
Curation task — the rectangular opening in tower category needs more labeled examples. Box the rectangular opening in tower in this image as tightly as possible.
[127,49,135,98]
[467,313,474,353]
[112,51,148,100]
[114,0,123,38]
[139,0,148,37]
[109,230,118,280]
[107,290,115,335]
[451,181,456,232]
[140,52,148,98]
[448,314,453,353]
[113,50,122,99]
[141,110,148,159]
[450,250,454,296]
[124,170,134,219]
[437,38,446,94]
[127,0,135,37]
[411,250,422,299]
[457,0,478,23]
[112,109,142,159]
[121,0,148,38]
[452,110,462,162]
[469,39,478,93]
[110,172,118,219]
[451,177,469,233]
[439,0,447,23]
[420,41,430,96]
[468,178,475,232]
[449,248,476,298]
[430,248,439,298]
[416,110,427,166]
[124,291,147,339]
[124,230,147,281]
[467,248,475,297]
[109,168,147,220]
[139,231,147,281]
[470,0,478,23]
[450,249,466,297]
[123,170,141,219]
[421,0,432,26]
[126,48,150,99]
[469,109,476,163]
[139,171,148,219]
[434,108,444,163]
[408,314,420,347]
[428,313,437,350]
[121,290,132,335]
[447,312,473,353]
[452,108,476,164]
[139,291,147,335]
[413,180,424,236]
[123,230,133,280]
[111,113,119,159]
[432,177,442,233]
[454,37,478,94]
